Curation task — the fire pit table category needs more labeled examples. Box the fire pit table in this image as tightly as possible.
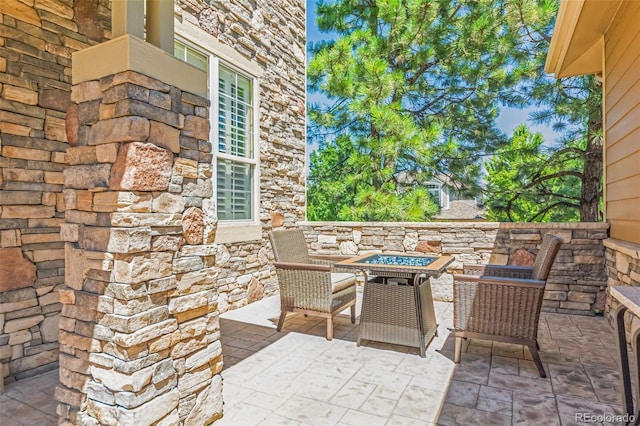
[338,253,454,357]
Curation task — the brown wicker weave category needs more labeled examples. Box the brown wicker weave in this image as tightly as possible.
[269,228,356,340]
[453,234,562,377]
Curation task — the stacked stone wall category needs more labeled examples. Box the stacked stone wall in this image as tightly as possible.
[56,71,223,425]
[0,0,110,386]
[603,239,640,340]
[301,222,609,315]
[175,0,307,228]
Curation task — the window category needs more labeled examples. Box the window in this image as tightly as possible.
[425,183,441,207]
[175,39,258,223]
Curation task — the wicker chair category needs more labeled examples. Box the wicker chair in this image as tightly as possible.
[269,228,356,340]
[453,234,562,377]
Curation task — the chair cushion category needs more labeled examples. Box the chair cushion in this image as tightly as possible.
[331,272,356,293]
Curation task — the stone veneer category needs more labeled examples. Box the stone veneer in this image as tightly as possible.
[56,71,224,424]
[301,221,609,315]
[1,0,306,402]
[0,0,110,387]
[603,239,640,341]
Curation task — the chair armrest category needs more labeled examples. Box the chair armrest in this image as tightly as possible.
[463,264,533,279]
[310,255,353,262]
[273,261,331,272]
[453,274,545,288]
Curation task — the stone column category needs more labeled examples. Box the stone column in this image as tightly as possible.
[56,67,222,424]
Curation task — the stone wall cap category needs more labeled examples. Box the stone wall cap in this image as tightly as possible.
[604,238,640,259]
[300,221,610,230]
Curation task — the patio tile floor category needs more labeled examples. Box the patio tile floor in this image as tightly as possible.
[0,287,627,425]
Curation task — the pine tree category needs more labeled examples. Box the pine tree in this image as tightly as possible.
[307,0,519,221]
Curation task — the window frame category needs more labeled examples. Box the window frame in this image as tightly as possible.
[174,34,262,241]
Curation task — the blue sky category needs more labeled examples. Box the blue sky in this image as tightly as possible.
[305,0,559,149]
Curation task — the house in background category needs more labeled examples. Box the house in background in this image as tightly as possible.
[426,175,486,221]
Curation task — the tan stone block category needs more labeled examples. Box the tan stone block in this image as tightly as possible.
[51,151,66,163]
[0,247,36,292]
[184,341,222,372]
[96,143,119,163]
[40,88,72,113]
[181,116,209,140]
[2,145,50,161]
[89,117,150,145]
[99,102,116,120]
[45,115,67,142]
[0,122,32,136]
[82,227,151,253]
[151,235,183,252]
[2,168,44,182]
[35,0,74,18]
[113,252,173,284]
[66,103,79,146]
[152,193,185,213]
[0,57,6,72]
[65,244,87,290]
[184,376,222,425]
[173,158,198,179]
[63,189,77,210]
[56,193,66,212]
[64,164,111,189]
[149,121,180,153]
[117,388,179,425]
[93,191,152,213]
[1,205,55,219]
[8,329,32,345]
[2,85,38,105]
[44,171,64,185]
[58,288,76,304]
[0,298,38,314]
[42,192,57,206]
[168,291,209,315]
[39,292,59,305]
[21,232,60,244]
[113,319,178,348]
[71,81,102,103]
[1,230,21,248]
[76,190,93,211]
[32,248,64,262]
[1,1,41,25]
[109,142,173,191]
[66,146,97,165]
[55,384,86,408]
[110,213,181,227]
[4,315,45,334]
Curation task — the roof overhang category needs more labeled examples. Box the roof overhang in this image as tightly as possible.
[545,0,624,78]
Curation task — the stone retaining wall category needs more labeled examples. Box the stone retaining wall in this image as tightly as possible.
[300,221,609,315]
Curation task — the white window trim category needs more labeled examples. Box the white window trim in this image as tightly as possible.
[175,28,262,243]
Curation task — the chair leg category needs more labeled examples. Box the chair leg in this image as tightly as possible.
[529,344,546,378]
[350,304,356,324]
[454,336,463,363]
[326,316,333,341]
[276,310,287,332]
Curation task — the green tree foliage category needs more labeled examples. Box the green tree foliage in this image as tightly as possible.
[307,0,520,221]
[484,125,582,222]
[502,0,603,221]
[308,0,603,222]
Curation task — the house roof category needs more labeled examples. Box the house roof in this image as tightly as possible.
[545,0,623,78]
[434,200,487,221]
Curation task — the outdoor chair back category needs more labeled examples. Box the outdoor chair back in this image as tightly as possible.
[452,234,562,378]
